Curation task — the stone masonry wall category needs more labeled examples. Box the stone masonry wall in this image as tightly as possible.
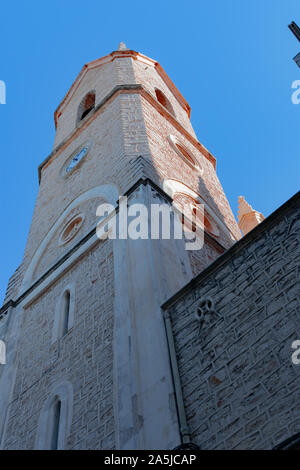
[3,238,115,450]
[164,194,300,450]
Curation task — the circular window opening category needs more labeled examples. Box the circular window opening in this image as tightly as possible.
[59,215,84,245]
[169,135,203,173]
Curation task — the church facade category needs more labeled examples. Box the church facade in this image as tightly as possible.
[0,44,299,450]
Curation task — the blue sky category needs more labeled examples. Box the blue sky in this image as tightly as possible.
[0,0,299,303]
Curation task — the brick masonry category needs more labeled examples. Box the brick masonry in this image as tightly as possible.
[163,192,300,450]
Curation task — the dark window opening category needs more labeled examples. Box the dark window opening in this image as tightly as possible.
[50,398,61,450]
[155,88,175,116]
[78,91,95,122]
[81,106,94,120]
[60,290,70,338]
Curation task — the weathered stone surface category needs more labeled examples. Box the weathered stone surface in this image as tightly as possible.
[164,194,300,450]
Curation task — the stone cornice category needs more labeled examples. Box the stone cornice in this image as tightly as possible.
[0,178,171,316]
[0,177,227,318]
[54,49,191,127]
[38,84,216,183]
[39,84,142,182]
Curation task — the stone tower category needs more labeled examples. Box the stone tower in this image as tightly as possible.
[0,44,241,450]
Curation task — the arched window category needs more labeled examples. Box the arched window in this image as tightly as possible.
[49,397,62,450]
[52,286,75,343]
[155,88,175,116]
[77,91,95,123]
[60,290,70,338]
[35,381,73,450]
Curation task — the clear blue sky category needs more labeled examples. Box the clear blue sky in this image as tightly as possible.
[0,0,299,304]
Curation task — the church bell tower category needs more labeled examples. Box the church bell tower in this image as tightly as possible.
[0,44,240,450]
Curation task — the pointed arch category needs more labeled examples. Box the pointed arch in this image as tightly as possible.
[35,381,73,450]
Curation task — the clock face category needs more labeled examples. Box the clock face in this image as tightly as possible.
[66,147,88,173]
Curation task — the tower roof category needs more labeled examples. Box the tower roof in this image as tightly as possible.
[54,45,191,128]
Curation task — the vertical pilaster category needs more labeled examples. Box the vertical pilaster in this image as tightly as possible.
[113,181,192,449]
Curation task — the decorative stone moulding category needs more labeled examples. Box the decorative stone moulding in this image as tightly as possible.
[168,135,203,174]
[61,140,92,177]
[58,214,85,246]
[195,297,216,330]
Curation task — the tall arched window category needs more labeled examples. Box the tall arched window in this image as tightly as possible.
[155,88,175,117]
[77,91,95,123]
[60,290,70,338]
[35,381,73,450]
[49,397,62,450]
[52,286,75,343]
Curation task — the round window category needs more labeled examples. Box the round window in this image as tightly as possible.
[59,214,84,245]
[168,135,203,173]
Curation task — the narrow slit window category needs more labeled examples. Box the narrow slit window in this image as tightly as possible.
[60,290,70,338]
[52,287,75,344]
[36,381,73,450]
[50,398,61,450]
